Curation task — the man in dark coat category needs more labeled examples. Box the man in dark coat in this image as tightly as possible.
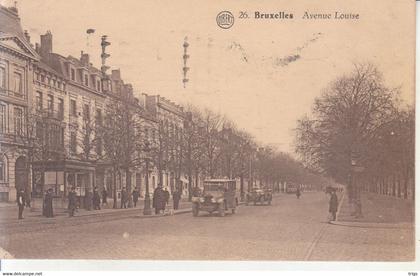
[68,186,77,217]
[92,187,101,210]
[163,187,170,211]
[132,188,139,207]
[296,187,301,199]
[329,190,338,221]
[17,189,25,219]
[44,188,54,218]
[102,189,108,206]
[173,189,181,210]
[152,185,165,215]
[121,187,128,209]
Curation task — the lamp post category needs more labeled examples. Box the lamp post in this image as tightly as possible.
[143,141,152,215]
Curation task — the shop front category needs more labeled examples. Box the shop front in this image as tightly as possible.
[32,159,95,209]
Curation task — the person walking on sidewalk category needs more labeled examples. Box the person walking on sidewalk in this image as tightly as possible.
[296,187,301,199]
[102,189,108,206]
[44,188,54,218]
[163,187,170,211]
[92,187,101,210]
[121,187,128,209]
[68,186,77,217]
[132,188,139,207]
[329,190,338,221]
[17,189,25,219]
[152,185,165,215]
[173,189,181,210]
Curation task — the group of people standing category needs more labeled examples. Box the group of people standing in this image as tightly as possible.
[152,185,182,215]
[16,184,183,219]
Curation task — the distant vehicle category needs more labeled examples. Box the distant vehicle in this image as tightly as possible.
[246,187,272,205]
[191,179,239,217]
[286,183,298,194]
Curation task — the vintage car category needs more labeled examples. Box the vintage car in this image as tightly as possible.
[246,187,272,205]
[191,179,239,217]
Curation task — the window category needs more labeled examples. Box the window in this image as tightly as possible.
[40,75,45,83]
[46,77,50,85]
[14,107,23,136]
[95,109,102,127]
[97,80,101,91]
[71,69,75,81]
[0,67,5,90]
[84,75,89,86]
[70,131,77,154]
[47,95,54,113]
[0,159,4,182]
[36,92,43,111]
[58,98,64,119]
[35,121,43,139]
[70,99,77,116]
[83,104,90,121]
[13,72,22,96]
[52,79,56,87]
[0,104,6,133]
[57,81,62,89]
[96,138,103,156]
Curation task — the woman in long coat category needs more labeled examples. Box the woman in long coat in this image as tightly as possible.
[329,190,338,221]
[44,189,54,218]
[68,187,77,217]
[152,185,165,215]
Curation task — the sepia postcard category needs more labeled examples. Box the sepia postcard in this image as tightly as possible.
[0,0,416,273]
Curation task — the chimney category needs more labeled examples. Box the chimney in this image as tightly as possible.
[80,51,90,67]
[40,31,52,58]
[111,69,121,80]
[24,30,30,43]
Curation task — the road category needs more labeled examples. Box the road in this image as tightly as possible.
[0,192,414,261]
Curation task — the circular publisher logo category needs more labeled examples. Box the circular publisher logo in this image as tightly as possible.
[216,11,234,29]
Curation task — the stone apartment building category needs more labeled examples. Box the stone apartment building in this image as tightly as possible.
[0,5,39,202]
[0,3,188,203]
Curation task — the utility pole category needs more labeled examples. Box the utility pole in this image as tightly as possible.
[182,36,189,88]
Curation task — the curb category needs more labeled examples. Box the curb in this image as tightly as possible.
[329,220,413,229]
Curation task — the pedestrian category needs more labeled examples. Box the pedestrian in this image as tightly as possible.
[132,188,139,207]
[120,187,128,209]
[329,190,338,221]
[163,187,170,211]
[24,188,31,208]
[102,189,108,206]
[17,188,25,219]
[44,188,54,218]
[68,186,77,217]
[152,185,165,215]
[296,187,301,199]
[173,189,181,210]
[92,187,101,210]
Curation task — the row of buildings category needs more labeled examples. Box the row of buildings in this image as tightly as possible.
[0,4,189,202]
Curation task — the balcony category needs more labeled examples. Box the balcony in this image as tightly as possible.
[0,88,27,104]
[36,109,64,121]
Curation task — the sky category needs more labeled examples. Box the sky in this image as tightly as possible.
[7,0,415,154]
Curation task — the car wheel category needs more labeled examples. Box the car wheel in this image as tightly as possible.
[192,203,199,217]
[218,203,225,217]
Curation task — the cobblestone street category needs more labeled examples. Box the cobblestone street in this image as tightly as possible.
[0,192,414,261]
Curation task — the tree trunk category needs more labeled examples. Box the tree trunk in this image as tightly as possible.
[397,175,401,198]
[112,167,117,209]
[126,167,133,207]
[392,174,396,197]
[240,174,244,201]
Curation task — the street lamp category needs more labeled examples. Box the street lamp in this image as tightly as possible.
[143,141,152,215]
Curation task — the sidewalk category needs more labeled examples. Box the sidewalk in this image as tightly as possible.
[0,198,192,221]
[332,192,414,229]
